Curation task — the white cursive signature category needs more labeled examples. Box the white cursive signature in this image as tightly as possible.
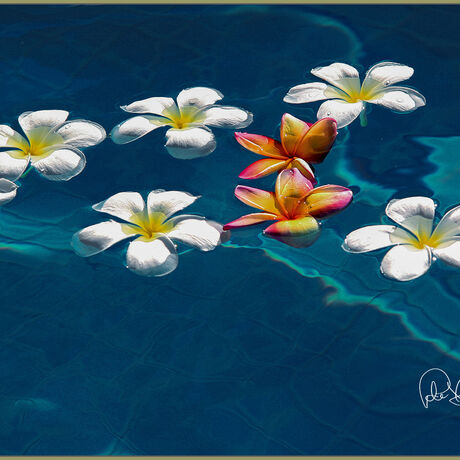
[419,368,460,408]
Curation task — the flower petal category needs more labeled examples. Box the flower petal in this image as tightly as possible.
[280,113,311,156]
[302,184,353,219]
[93,192,145,222]
[431,205,460,242]
[121,97,177,116]
[295,117,337,164]
[264,216,321,248]
[0,151,30,181]
[368,87,426,112]
[380,245,431,281]
[147,190,198,218]
[311,62,361,94]
[31,146,86,181]
[275,168,315,218]
[385,196,435,240]
[363,62,414,90]
[234,185,279,214]
[176,87,223,109]
[54,120,106,148]
[223,212,278,230]
[290,158,316,184]
[317,100,364,128]
[343,225,415,253]
[239,158,288,180]
[167,217,223,251]
[126,236,178,277]
[0,125,29,150]
[202,106,253,129]
[0,178,18,206]
[284,82,331,103]
[18,110,69,137]
[165,127,216,159]
[234,133,286,159]
[110,116,166,144]
[71,220,136,257]
[433,239,460,268]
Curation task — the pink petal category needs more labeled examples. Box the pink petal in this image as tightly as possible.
[264,216,321,248]
[301,185,353,219]
[239,158,288,179]
[234,185,280,215]
[280,113,311,157]
[234,132,286,159]
[296,117,337,164]
[223,212,278,230]
[275,168,314,217]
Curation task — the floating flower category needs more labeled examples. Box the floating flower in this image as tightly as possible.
[224,168,353,248]
[72,190,225,277]
[111,87,253,159]
[284,62,426,128]
[343,197,460,281]
[0,178,18,206]
[235,113,337,182]
[0,110,106,181]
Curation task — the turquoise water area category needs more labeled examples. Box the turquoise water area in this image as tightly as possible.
[1,4,460,455]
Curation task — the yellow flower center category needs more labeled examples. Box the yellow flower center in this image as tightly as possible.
[16,127,64,158]
[129,211,174,240]
[164,106,206,129]
[412,230,444,250]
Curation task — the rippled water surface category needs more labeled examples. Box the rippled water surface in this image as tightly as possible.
[1,4,460,455]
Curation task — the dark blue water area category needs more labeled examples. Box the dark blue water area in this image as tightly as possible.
[1,4,460,455]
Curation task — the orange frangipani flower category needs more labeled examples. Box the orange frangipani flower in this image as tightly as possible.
[234,113,337,184]
[224,168,353,248]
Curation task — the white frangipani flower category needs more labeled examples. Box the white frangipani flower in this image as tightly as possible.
[284,62,426,128]
[343,197,460,282]
[0,110,106,182]
[0,178,18,206]
[111,87,253,159]
[72,190,225,277]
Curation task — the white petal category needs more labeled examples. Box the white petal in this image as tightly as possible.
[433,240,460,268]
[380,245,431,281]
[202,105,253,129]
[386,196,435,239]
[54,120,106,148]
[147,190,199,218]
[176,87,223,109]
[71,220,135,257]
[167,217,223,251]
[18,110,69,137]
[367,87,426,112]
[0,178,18,206]
[0,125,28,150]
[363,62,414,88]
[311,62,360,93]
[110,116,166,144]
[31,146,86,181]
[343,225,414,253]
[165,127,216,159]
[283,82,345,103]
[121,97,177,116]
[93,192,145,222]
[432,205,460,241]
[0,151,30,181]
[126,236,178,277]
[317,100,363,128]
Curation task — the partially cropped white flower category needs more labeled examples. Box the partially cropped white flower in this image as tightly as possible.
[111,87,253,159]
[72,190,224,277]
[0,178,18,206]
[343,197,460,282]
[0,110,106,182]
[284,62,426,128]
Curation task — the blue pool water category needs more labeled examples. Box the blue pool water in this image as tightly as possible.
[1,4,460,455]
